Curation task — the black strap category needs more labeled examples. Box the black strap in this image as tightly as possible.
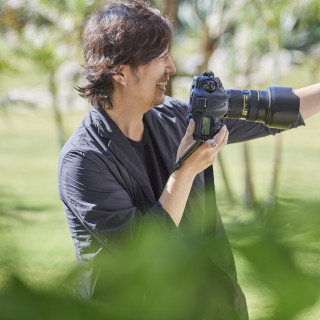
[203,165,217,234]
[169,139,204,176]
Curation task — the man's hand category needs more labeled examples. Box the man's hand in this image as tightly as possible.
[176,118,229,177]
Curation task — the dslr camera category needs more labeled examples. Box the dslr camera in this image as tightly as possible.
[188,71,300,140]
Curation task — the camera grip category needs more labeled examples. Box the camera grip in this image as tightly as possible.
[213,120,224,136]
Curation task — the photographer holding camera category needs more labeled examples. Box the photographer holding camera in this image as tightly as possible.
[58,1,320,318]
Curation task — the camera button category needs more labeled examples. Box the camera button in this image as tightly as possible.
[197,97,207,109]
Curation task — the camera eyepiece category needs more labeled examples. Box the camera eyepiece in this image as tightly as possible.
[204,80,216,93]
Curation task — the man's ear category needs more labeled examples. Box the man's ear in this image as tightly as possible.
[112,65,128,86]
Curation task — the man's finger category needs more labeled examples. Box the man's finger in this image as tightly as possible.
[205,125,227,148]
[185,118,195,137]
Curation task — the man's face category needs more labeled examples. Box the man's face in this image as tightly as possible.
[125,49,176,111]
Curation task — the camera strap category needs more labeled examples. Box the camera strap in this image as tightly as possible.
[169,139,204,176]
[203,165,217,234]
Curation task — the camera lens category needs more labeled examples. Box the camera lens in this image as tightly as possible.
[225,87,299,129]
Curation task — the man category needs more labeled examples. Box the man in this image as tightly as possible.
[58,0,320,318]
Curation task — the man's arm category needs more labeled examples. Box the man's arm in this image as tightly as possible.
[159,120,228,226]
[294,83,320,120]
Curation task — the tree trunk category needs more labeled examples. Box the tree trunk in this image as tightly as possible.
[217,151,235,205]
[242,58,258,214]
[199,19,215,74]
[243,142,257,210]
[265,31,282,213]
[49,72,66,148]
[265,134,282,214]
[164,0,179,98]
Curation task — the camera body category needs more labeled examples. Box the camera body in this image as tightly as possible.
[188,71,300,140]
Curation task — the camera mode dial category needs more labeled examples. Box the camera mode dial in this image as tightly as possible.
[203,70,214,77]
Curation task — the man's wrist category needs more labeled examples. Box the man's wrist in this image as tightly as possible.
[170,162,197,181]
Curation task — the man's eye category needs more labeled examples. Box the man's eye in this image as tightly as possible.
[160,53,169,59]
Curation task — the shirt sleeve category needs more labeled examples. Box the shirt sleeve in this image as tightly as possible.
[224,113,305,144]
[58,149,176,250]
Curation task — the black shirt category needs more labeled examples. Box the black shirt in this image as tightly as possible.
[127,123,168,201]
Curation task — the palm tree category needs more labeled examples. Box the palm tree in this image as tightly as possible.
[232,0,320,215]
[249,0,320,213]
[0,0,102,147]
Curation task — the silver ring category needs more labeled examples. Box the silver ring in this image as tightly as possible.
[209,138,218,148]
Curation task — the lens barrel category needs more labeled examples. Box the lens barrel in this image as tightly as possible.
[225,87,300,129]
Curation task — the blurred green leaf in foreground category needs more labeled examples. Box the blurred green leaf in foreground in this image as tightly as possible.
[1,196,319,320]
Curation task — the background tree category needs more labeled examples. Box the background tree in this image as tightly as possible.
[0,0,104,147]
[202,0,320,215]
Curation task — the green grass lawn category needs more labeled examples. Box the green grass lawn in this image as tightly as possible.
[0,109,319,319]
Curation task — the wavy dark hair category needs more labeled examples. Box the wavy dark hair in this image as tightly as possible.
[77,0,173,110]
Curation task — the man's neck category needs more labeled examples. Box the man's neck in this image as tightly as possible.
[105,105,145,142]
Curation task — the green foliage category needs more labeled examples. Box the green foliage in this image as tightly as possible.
[0,112,320,319]
[0,200,319,320]
[233,204,320,319]
[0,55,16,73]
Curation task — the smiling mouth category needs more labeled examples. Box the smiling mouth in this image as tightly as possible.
[156,82,167,89]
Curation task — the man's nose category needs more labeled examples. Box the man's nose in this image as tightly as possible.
[166,55,176,75]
